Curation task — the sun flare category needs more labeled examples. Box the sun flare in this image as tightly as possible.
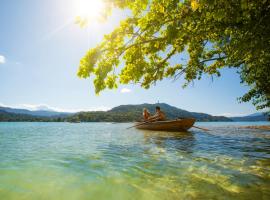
[74,0,105,21]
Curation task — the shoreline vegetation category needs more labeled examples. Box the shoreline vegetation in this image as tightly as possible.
[0,103,269,123]
[241,125,270,131]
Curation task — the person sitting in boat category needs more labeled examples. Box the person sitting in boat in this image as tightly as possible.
[143,108,151,121]
[149,106,166,121]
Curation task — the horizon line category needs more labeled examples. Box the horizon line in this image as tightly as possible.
[0,102,259,117]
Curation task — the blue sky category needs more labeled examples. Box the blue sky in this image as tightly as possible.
[0,0,258,116]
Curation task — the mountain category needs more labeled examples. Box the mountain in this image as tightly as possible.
[0,110,44,122]
[0,103,246,122]
[69,103,232,122]
[110,103,231,121]
[0,106,71,117]
[247,113,267,117]
[230,112,269,122]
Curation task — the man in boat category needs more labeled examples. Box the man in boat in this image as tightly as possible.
[148,106,166,121]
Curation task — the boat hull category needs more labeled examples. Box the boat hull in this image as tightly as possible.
[136,118,196,132]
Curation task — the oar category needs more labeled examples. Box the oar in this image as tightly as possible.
[126,117,159,130]
[177,117,211,131]
[192,125,211,131]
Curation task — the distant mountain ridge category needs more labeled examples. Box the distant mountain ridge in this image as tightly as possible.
[230,112,269,122]
[109,103,231,122]
[0,103,268,122]
[0,110,44,122]
[0,106,71,117]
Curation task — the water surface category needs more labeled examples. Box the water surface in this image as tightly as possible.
[0,122,270,200]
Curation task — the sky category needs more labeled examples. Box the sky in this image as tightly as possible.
[0,0,258,116]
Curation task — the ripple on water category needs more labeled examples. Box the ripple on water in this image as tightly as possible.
[0,122,270,200]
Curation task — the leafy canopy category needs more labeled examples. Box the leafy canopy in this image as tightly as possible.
[77,0,270,111]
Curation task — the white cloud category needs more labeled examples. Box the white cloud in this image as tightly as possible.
[0,103,111,113]
[24,104,111,112]
[120,88,131,93]
[81,106,111,112]
[217,113,250,117]
[0,102,8,107]
[20,104,55,111]
[0,55,6,64]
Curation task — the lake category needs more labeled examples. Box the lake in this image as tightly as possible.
[0,122,270,200]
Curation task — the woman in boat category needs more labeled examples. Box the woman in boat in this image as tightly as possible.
[143,108,151,121]
[148,106,166,121]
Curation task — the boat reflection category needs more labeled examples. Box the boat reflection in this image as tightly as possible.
[139,130,196,153]
[140,130,193,139]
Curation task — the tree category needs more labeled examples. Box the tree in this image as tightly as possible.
[77,0,270,111]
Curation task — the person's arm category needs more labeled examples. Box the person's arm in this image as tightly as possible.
[154,112,165,121]
[160,113,166,120]
[148,113,159,121]
[148,112,165,121]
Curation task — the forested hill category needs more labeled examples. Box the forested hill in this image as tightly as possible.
[67,103,232,122]
[0,106,70,117]
[111,103,231,121]
[0,103,232,122]
[2,103,269,122]
[0,110,44,122]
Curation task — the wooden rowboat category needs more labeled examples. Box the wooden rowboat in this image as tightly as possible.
[135,118,196,132]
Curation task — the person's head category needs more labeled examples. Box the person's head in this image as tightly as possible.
[143,108,148,113]
[155,106,161,111]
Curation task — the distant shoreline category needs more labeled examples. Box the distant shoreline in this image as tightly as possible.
[0,121,269,123]
[1,103,269,122]
[240,125,270,131]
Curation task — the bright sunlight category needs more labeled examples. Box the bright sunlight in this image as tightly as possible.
[74,0,105,21]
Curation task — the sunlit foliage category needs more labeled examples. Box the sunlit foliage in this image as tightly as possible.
[77,0,270,111]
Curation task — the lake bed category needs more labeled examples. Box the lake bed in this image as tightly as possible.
[0,122,270,200]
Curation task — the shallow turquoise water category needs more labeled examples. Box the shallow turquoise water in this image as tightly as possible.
[0,122,270,200]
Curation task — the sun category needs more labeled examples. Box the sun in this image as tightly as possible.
[74,0,105,21]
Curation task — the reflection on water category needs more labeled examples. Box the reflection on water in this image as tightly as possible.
[0,122,270,200]
[141,130,195,153]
